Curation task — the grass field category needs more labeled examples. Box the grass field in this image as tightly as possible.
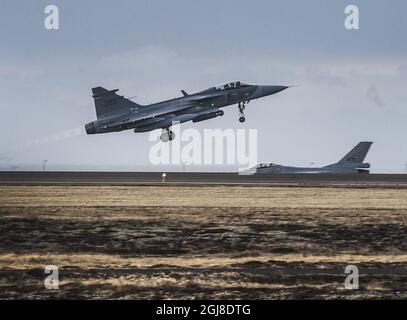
[0,186,406,299]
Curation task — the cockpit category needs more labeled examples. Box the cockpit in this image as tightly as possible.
[257,163,279,168]
[214,81,250,91]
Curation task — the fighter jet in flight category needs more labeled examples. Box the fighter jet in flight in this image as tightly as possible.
[85,81,289,142]
[254,141,373,174]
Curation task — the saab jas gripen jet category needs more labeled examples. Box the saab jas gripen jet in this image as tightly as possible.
[85,81,289,142]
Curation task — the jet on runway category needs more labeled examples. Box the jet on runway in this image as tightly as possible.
[255,141,373,174]
[85,81,289,142]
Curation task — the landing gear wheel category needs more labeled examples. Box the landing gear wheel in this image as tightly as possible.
[238,102,247,123]
[160,129,175,142]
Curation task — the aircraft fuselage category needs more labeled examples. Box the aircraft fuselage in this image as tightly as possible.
[85,82,289,136]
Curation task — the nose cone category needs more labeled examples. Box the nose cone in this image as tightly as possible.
[260,85,289,97]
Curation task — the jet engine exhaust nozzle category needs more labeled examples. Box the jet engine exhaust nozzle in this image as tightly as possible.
[85,122,96,134]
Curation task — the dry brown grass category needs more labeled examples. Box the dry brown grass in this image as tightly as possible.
[1,185,406,299]
[1,185,407,209]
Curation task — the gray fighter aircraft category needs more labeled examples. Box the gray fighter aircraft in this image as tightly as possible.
[85,81,288,141]
[254,141,373,174]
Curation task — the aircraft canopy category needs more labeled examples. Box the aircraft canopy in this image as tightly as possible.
[214,81,250,91]
[257,163,279,168]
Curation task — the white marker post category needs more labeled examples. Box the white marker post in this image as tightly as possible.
[161,172,166,183]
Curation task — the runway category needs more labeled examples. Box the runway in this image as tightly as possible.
[1,171,407,187]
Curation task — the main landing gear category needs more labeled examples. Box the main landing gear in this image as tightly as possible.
[160,128,175,142]
[238,101,248,123]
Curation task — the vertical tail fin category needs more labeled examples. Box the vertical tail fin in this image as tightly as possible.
[335,141,373,165]
[92,87,142,118]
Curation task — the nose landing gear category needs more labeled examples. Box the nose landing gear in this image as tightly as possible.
[160,128,175,142]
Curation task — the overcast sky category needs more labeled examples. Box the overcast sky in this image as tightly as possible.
[0,0,406,172]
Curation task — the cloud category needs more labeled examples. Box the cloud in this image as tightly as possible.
[397,63,407,79]
[98,46,406,87]
[0,61,44,79]
[305,67,347,87]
